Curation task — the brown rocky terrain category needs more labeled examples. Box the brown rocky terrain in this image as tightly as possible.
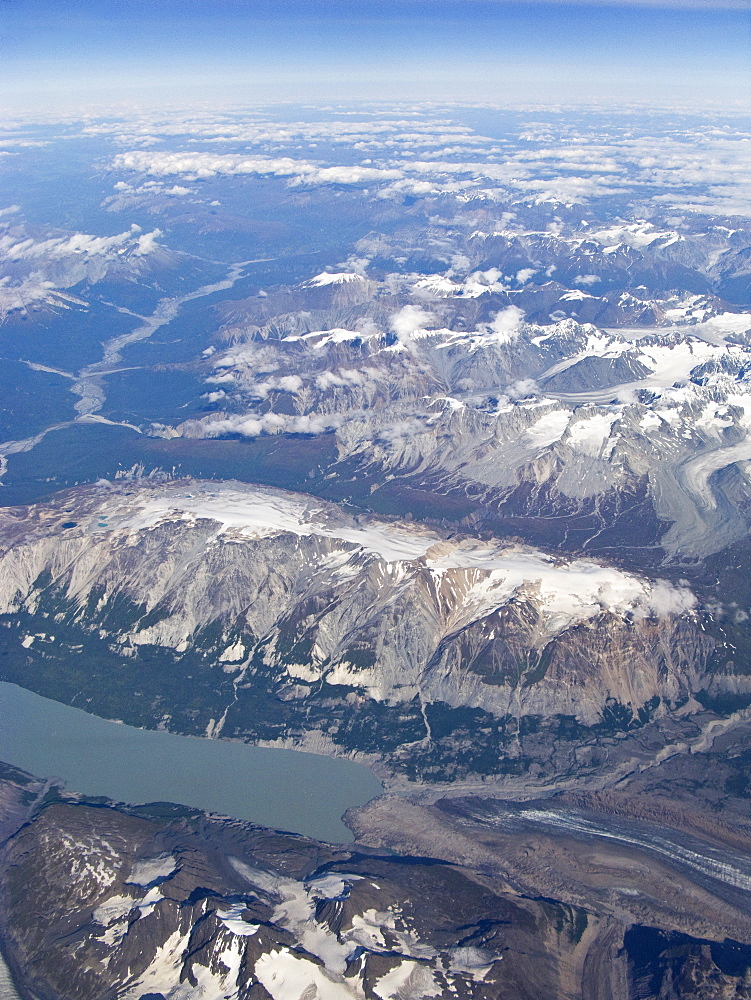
[1,763,750,1000]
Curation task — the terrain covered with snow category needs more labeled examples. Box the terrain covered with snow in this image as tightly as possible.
[1,102,751,998]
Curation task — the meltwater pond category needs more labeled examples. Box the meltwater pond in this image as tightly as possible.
[0,682,382,843]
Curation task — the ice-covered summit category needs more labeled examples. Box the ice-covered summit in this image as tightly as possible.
[304,271,367,287]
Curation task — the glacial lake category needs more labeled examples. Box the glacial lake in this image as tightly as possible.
[0,682,383,843]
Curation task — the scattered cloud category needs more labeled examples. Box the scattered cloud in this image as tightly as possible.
[94,110,751,218]
[112,150,402,187]
[0,220,164,318]
[0,224,162,262]
[391,304,436,345]
[170,410,343,439]
[489,306,525,343]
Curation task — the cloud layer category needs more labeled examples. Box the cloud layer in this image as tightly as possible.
[107,112,751,217]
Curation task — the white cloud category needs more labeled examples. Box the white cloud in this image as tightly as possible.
[213,372,304,400]
[0,221,164,318]
[174,410,343,439]
[513,175,628,203]
[390,305,435,343]
[99,116,751,217]
[0,274,80,318]
[133,229,162,255]
[507,378,539,400]
[113,150,402,187]
[315,368,369,390]
[636,581,697,618]
[488,306,525,343]
[375,417,428,442]
[0,224,161,262]
[574,274,601,285]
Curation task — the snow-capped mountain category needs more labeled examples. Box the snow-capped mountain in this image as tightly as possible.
[0,479,722,786]
[2,104,751,1000]
[156,270,751,561]
[4,762,744,1000]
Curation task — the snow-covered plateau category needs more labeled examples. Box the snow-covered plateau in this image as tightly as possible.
[0,478,723,787]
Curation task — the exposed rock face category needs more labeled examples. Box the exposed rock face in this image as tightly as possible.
[153,270,751,561]
[0,772,600,1000]
[4,108,751,999]
[2,110,751,997]
[0,479,722,784]
[0,766,749,1000]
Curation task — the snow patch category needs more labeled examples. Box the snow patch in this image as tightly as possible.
[305,873,364,901]
[255,949,356,1000]
[524,409,571,449]
[93,893,135,926]
[567,412,617,457]
[127,854,176,887]
[219,640,246,663]
[110,483,437,564]
[374,960,441,999]
[216,903,259,937]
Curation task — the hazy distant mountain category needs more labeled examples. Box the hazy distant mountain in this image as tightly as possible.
[1,104,751,998]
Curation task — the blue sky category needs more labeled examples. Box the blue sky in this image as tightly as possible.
[2,0,749,109]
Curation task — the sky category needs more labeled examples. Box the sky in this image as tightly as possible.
[1,0,750,110]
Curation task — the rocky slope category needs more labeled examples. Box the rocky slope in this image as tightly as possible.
[3,106,751,998]
[0,766,602,1000]
[0,479,726,785]
[0,764,750,1000]
[144,268,751,562]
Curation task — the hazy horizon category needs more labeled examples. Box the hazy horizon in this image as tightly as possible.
[3,0,750,112]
